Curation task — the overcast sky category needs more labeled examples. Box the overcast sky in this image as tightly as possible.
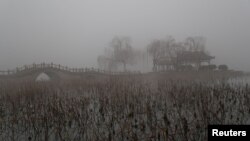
[0,0,249,71]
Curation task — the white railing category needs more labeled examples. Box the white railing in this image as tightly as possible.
[0,62,141,76]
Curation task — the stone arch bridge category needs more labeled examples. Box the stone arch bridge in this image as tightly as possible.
[0,63,140,81]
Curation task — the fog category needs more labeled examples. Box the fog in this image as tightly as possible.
[0,0,249,71]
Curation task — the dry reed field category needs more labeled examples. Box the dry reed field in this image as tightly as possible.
[0,73,249,141]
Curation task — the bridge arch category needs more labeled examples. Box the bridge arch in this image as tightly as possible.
[34,70,60,81]
[0,63,141,81]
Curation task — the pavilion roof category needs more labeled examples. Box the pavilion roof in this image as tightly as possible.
[177,51,215,63]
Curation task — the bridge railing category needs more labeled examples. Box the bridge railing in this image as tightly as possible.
[0,62,141,76]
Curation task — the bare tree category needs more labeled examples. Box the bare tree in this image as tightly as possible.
[147,36,183,71]
[110,36,136,71]
[147,40,161,60]
[97,36,137,71]
[185,36,206,52]
[147,39,161,71]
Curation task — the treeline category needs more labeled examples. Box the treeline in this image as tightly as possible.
[97,36,228,72]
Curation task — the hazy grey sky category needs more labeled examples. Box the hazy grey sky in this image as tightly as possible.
[0,0,249,71]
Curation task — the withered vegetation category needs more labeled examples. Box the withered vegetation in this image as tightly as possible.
[0,73,249,141]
